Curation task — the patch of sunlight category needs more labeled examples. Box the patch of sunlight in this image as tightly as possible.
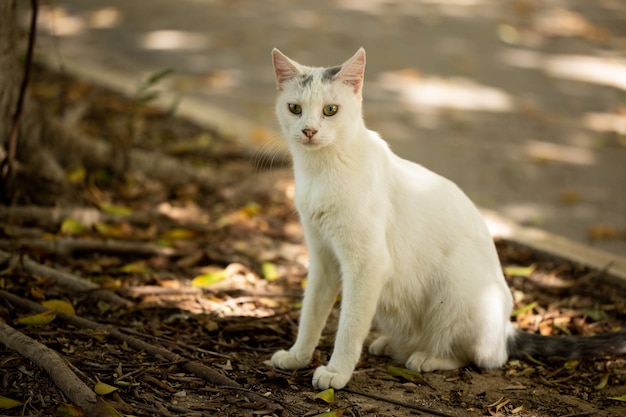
[139,30,210,51]
[379,70,515,113]
[339,0,492,14]
[524,140,596,165]
[584,112,626,135]
[89,7,121,29]
[546,55,626,90]
[500,49,626,90]
[38,5,85,37]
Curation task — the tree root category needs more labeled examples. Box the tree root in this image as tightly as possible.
[0,249,131,307]
[0,289,287,414]
[0,319,99,415]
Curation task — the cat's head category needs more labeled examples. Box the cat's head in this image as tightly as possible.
[272,48,366,151]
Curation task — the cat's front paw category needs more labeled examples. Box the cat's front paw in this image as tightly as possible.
[271,349,310,370]
[312,365,351,390]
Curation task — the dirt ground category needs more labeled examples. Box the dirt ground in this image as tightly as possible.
[0,68,625,417]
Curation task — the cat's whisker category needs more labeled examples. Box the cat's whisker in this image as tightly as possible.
[251,134,289,174]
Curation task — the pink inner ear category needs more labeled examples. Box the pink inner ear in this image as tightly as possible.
[338,48,366,93]
[272,50,300,88]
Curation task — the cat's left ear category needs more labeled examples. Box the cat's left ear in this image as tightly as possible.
[337,48,366,94]
[272,48,300,90]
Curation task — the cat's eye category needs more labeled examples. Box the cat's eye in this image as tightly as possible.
[323,104,339,117]
[288,103,302,115]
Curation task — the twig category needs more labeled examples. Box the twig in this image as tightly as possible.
[0,319,98,415]
[0,237,177,257]
[0,249,131,307]
[0,0,38,191]
[344,387,456,417]
[0,289,287,414]
[0,205,212,231]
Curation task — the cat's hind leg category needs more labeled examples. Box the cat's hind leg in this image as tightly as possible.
[406,352,467,372]
[369,335,393,357]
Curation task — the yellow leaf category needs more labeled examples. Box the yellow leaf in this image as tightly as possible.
[191,270,226,287]
[15,310,56,326]
[95,399,124,417]
[160,228,196,241]
[609,394,626,401]
[41,299,75,315]
[56,403,84,416]
[60,218,87,236]
[119,260,150,274]
[594,373,610,390]
[241,201,262,217]
[504,264,536,277]
[99,203,133,216]
[312,388,334,404]
[0,396,23,409]
[66,167,87,184]
[94,379,118,395]
[262,262,280,281]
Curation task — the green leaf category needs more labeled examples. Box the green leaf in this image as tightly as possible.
[386,365,426,384]
[15,310,56,326]
[191,270,226,287]
[0,396,23,409]
[66,167,87,184]
[504,264,536,277]
[312,388,334,404]
[311,410,346,417]
[98,203,133,216]
[262,262,280,281]
[511,301,538,318]
[60,218,87,236]
[145,68,175,86]
[608,394,626,401]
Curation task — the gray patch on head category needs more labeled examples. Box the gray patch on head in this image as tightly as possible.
[322,66,342,82]
[299,74,314,88]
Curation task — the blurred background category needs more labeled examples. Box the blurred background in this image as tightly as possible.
[22,0,626,256]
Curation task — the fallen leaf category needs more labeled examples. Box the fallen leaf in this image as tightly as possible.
[312,388,334,404]
[594,373,610,390]
[15,310,56,326]
[160,228,197,241]
[41,299,76,315]
[504,264,536,277]
[66,167,87,184]
[94,379,118,395]
[386,365,428,386]
[192,270,226,287]
[511,301,538,317]
[99,203,133,217]
[0,396,23,409]
[608,393,626,401]
[262,262,280,281]
[56,403,84,416]
[60,218,87,236]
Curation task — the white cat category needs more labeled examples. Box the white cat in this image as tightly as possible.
[269,48,626,390]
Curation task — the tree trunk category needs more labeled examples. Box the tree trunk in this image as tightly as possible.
[0,0,66,203]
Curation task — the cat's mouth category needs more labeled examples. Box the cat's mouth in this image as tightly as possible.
[297,137,324,149]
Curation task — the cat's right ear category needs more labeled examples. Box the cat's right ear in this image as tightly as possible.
[272,48,300,90]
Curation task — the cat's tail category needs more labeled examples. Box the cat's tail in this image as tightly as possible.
[506,325,626,360]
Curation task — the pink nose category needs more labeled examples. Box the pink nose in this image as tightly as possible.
[302,128,318,139]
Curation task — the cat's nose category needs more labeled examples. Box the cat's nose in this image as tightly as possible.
[302,128,318,139]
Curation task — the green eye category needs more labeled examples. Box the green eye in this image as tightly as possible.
[323,104,339,116]
[288,103,302,115]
